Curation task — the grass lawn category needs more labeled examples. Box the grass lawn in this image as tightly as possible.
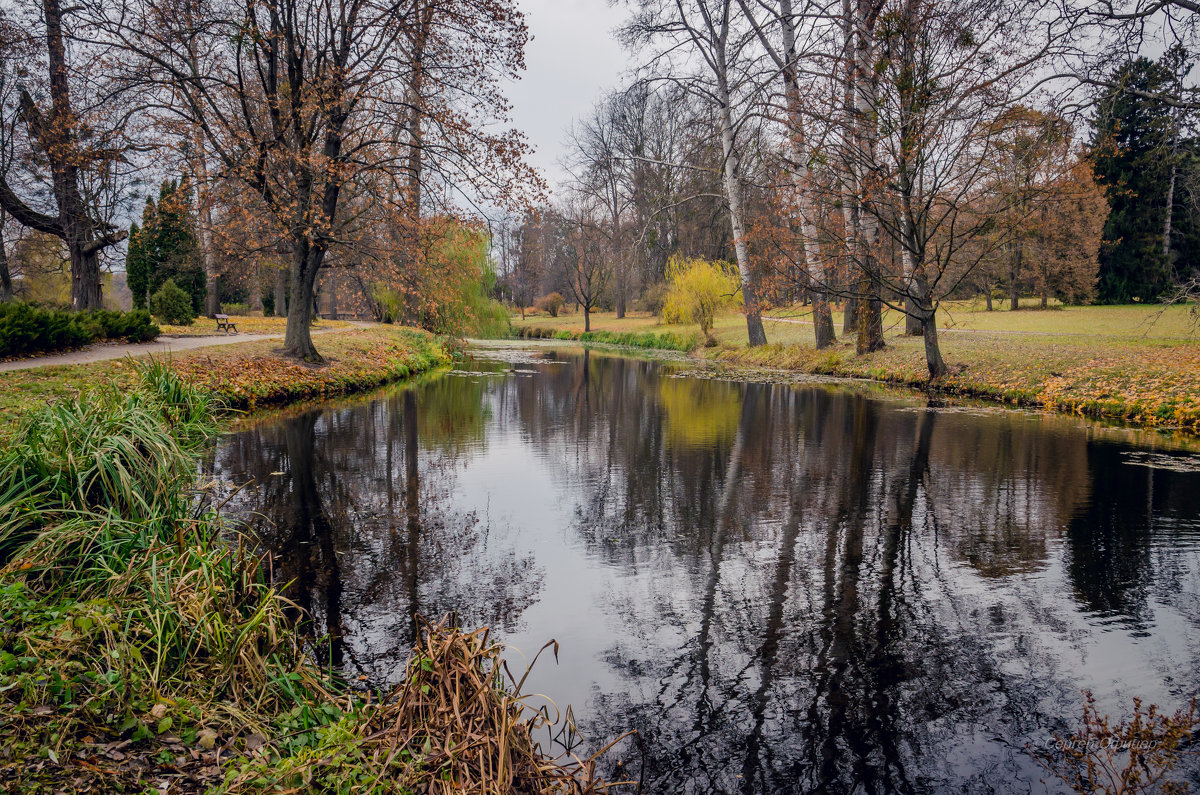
[512,302,1200,433]
[513,300,1199,343]
[0,325,447,428]
[157,314,353,336]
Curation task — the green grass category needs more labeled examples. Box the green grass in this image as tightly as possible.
[0,361,613,793]
[0,364,334,790]
[512,324,700,352]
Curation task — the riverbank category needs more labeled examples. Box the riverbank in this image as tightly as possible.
[0,361,613,793]
[705,335,1200,434]
[512,307,1200,435]
[0,325,449,427]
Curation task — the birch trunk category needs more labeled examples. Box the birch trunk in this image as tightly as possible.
[851,0,884,354]
[778,0,834,348]
[717,70,767,347]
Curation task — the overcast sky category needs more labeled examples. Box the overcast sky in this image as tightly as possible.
[505,0,633,193]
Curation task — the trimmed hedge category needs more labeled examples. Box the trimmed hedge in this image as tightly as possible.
[512,325,700,352]
[0,303,160,358]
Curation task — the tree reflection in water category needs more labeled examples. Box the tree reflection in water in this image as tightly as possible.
[211,348,1200,794]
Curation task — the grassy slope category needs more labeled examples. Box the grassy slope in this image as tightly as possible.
[0,325,449,428]
[512,303,1200,433]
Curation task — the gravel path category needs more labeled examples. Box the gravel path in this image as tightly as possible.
[0,330,329,373]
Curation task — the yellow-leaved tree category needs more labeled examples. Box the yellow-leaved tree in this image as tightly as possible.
[661,256,742,345]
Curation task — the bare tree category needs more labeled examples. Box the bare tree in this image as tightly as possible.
[0,0,130,310]
[560,199,611,333]
[567,94,636,318]
[625,0,770,346]
[738,0,838,348]
[100,0,535,360]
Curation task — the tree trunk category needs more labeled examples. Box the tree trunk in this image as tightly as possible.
[916,276,946,379]
[856,283,884,355]
[922,312,946,380]
[717,72,767,347]
[328,270,338,320]
[584,305,591,332]
[985,283,993,311]
[777,0,834,350]
[0,212,11,301]
[843,297,858,335]
[1009,243,1021,311]
[193,149,220,317]
[900,211,922,335]
[1164,121,1178,267]
[850,0,884,354]
[284,241,324,362]
[899,206,922,335]
[274,266,288,317]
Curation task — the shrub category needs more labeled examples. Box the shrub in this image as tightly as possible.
[79,309,160,343]
[637,281,671,316]
[220,302,250,316]
[0,304,161,357]
[0,302,91,357]
[661,256,742,344]
[534,292,565,318]
[150,278,196,325]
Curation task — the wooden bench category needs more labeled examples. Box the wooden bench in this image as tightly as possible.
[214,314,238,334]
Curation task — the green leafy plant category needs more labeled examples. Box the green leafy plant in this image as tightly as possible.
[0,303,159,357]
[150,278,197,325]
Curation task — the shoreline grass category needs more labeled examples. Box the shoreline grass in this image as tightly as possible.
[512,324,700,352]
[0,363,617,793]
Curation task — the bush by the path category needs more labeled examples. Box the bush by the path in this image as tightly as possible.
[0,302,160,357]
[150,278,196,325]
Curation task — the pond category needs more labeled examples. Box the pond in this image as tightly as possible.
[208,343,1200,793]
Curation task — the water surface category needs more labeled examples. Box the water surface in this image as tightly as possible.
[209,345,1200,793]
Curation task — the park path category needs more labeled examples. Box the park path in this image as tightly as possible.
[0,326,359,373]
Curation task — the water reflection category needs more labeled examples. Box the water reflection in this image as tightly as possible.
[210,347,1200,793]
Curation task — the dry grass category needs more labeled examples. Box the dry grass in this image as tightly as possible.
[157,315,353,337]
[228,618,628,793]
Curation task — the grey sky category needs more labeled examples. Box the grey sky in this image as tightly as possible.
[506,0,632,192]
